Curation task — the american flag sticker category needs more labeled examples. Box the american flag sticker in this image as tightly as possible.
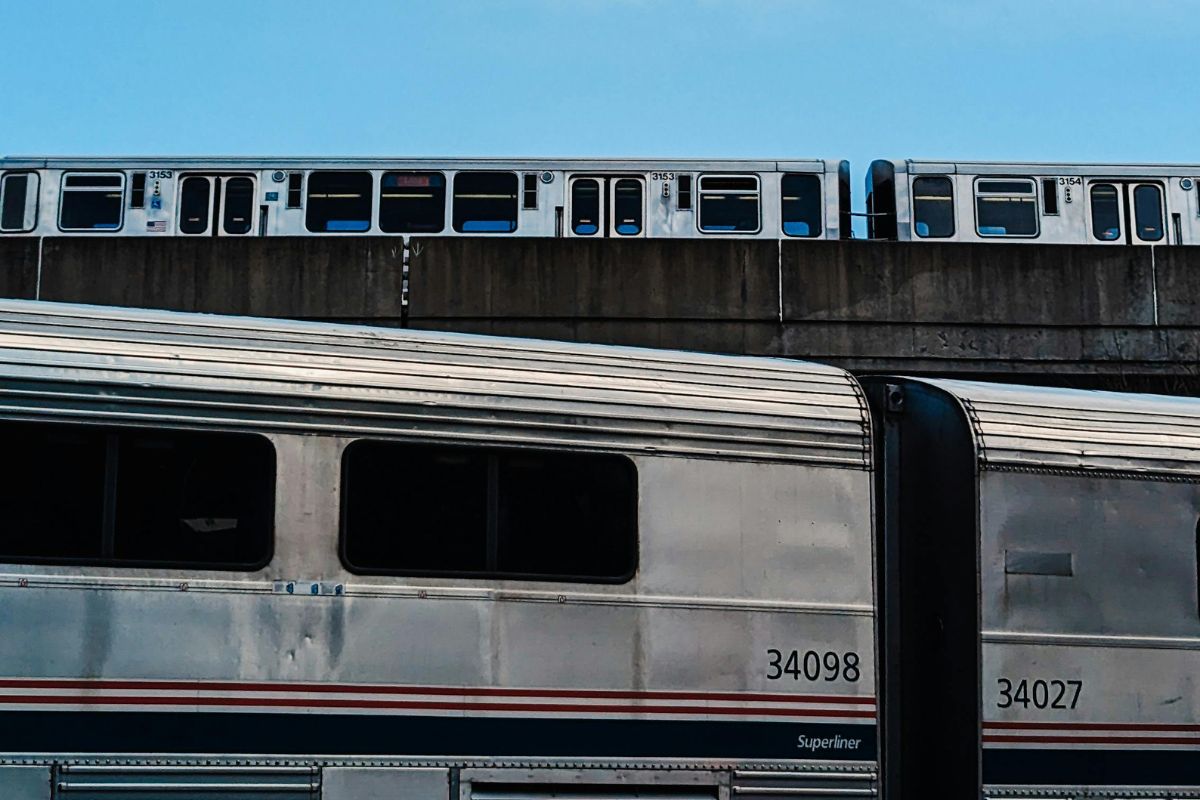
[146,220,167,232]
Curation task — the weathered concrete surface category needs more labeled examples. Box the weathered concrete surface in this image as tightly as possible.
[0,239,39,301]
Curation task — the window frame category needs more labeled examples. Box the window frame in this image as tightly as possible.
[57,171,126,233]
[452,171,520,234]
[1089,182,1123,242]
[972,177,1040,239]
[1132,183,1165,242]
[338,438,639,584]
[696,173,761,235]
[304,170,374,234]
[378,171,447,234]
[0,171,39,233]
[780,172,823,238]
[911,175,956,239]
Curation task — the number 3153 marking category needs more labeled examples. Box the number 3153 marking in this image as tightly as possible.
[997,678,1081,709]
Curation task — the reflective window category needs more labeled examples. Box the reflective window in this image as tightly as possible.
[912,176,954,238]
[571,179,601,235]
[1133,184,1164,241]
[223,177,254,235]
[179,177,211,234]
[613,178,643,235]
[59,173,124,231]
[306,171,373,233]
[678,174,692,210]
[975,179,1038,237]
[453,172,518,233]
[341,440,638,582]
[781,173,822,237]
[1091,183,1121,241]
[698,175,760,233]
[522,173,538,210]
[379,172,446,233]
[1,173,38,233]
[0,420,274,569]
[130,172,146,209]
[1042,178,1059,215]
[286,173,302,208]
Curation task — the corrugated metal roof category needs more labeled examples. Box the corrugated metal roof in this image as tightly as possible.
[928,378,1200,479]
[0,300,870,468]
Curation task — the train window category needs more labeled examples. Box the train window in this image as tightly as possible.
[1,172,38,233]
[523,173,538,210]
[1133,184,1164,241]
[781,173,822,237]
[0,420,274,569]
[571,179,601,235]
[1042,178,1059,215]
[179,177,211,234]
[613,178,643,235]
[223,177,254,235]
[306,171,373,233]
[912,176,954,238]
[1090,184,1121,241]
[58,173,124,231]
[453,172,519,233]
[130,172,146,209]
[286,172,303,208]
[678,174,692,210]
[341,440,637,582]
[974,179,1038,237]
[379,172,446,233]
[698,175,760,233]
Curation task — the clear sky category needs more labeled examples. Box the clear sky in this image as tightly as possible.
[2,0,1197,222]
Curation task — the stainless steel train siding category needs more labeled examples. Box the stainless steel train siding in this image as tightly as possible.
[867,377,1200,800]
[0,157,851,240]
[0,301,877,799]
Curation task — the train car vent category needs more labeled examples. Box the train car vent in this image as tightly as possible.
[678,174,692,210]
[1042,178,1058,215]
[473,786,718,800]
[57,765,319,798]
[523,173,538,210]
[733,770,877,799]
[287,172,303,208]
[130,172,146,208]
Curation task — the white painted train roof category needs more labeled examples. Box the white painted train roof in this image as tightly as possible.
[0,300,870,468]
[928,378,1200,479]
[893,158,1200,178]
[0,156,836,171]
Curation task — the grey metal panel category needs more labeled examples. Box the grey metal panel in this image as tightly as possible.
[917,378,1200,478]
[322,767,448,800]
[0,766,50,800]
[0,300,871,468]
[56,765,318,798]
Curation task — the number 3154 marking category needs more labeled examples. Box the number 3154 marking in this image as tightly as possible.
[997,678,1081,709]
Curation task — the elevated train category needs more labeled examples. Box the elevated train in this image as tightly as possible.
[0,301,1198,799]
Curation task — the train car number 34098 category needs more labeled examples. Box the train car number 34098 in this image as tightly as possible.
[766,649,861,682]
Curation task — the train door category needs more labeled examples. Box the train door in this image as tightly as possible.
[177,174,257,236]
[567,176,645,237]
[1087,180,1166,244]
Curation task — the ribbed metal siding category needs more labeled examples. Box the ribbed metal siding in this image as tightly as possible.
[56,765,318,799]
[0,301,870,468]
[931,379,1200,478]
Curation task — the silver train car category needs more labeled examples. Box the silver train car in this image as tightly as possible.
[868,377,1200,799]
[0,157,852,240]
[867,159,1200,245]
[0,301,877,799]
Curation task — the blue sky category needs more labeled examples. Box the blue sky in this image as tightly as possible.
[3,0,1198,221]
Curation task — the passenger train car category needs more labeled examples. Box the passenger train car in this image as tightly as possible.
[867,159,1200,245]
[0,157,852,240]
[0,301,877,799]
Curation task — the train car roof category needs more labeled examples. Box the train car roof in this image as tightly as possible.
[878,158,1200,178]
[0,299,869,468]
[0,156,840,171]
[910,377,1200,479]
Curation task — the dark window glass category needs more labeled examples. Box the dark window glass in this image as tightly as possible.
[1,174,30,231]
[222,177,254,234]
[912,176,954,238]
[130,172,146,208]
[1042,178,1059,215]
[781,173,822,237]
[613,178,643,235]
[59,173,123,231]
[379,172,446,233]
[975,179,1038,237]
[975,180,1035,195]
[1091,183,1121,241]
[1133,184,1164,241]
[571,179,601,235]
[678,174,692,210]
[341,440,637,582]
[698,175,759,233]
[0,420,274,569]
[287,173,303,208]
[453,172,518,233]
[179,177,211,234]
[306,171,373,233]
[523,173,538,210]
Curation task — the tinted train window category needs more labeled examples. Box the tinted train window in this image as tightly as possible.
[179,177,211,234]
[453,172,518,233]
[912,176,954,238]
[59,173,124,231]
[781,173,822,237]
[1042,178,1059,215]
[223,176,254,235]
[975,179,1038,237]
[698,175,760,233]
[379,172,446,233]
[1091,183,1121,241]
[1133,184,1164,241]
[0,420,274,569]
[613,178,643,235]
[341,440,637,582]
[571,178,601,235]
[306,171,372,233]
[1,172,38,232]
